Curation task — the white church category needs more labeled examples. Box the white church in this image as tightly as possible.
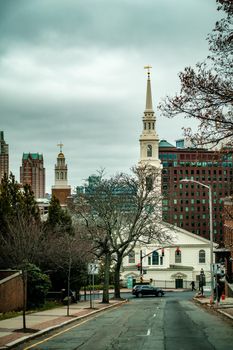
[121,67,216,289]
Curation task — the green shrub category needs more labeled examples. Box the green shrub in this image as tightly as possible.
[26,263,51,309]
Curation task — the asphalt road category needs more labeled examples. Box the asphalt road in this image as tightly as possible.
[22,292,233,350]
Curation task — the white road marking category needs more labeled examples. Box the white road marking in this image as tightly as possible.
[153,313,156,317]
[147,328,151,336]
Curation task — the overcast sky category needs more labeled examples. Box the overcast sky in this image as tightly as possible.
[0,0,220,193]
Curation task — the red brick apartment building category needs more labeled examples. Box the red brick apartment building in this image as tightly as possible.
[159,140,233,244]
[20,153,45,199]
[0,131,9,181]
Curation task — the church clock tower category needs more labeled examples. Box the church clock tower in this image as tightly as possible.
[51,143,71,206]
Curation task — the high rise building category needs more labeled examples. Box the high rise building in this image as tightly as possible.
[20,153,45,199]
[51,143,71,206]
[0,131,9,181]
[159,140,233,243]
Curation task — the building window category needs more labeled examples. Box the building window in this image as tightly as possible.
[152,251,159,265]
[199,250,206,263]
[128,250,135,264]
[146,176,153,191]
[147,144,152,157]
[175,250,181,263]
[56,172,59,180]
[144,122,146,130]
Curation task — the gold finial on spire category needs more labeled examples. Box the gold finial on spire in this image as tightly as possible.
[144,65,152,78]
[57,142,64,153]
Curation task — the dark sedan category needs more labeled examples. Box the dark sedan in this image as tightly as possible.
[132,285,165,298]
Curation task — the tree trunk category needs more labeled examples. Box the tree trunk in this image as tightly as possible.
[67,257,71,316]
[102,252,111,303]
[22,269,27,331]
[114,256,123,299]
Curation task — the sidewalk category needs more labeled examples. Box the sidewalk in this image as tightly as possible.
[0,297,127,349]
[193,295,233,321]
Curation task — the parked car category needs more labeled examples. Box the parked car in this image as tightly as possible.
[132,285,165,298]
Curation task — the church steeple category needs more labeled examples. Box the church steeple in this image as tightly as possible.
[139,66,161,169]
[145,65,153,112]
[51,143,71,206]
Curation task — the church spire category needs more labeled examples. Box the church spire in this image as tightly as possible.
[144,65,153,112]
[138,66,161,170]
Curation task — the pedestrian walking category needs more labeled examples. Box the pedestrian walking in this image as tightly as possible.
[190,281,196,291]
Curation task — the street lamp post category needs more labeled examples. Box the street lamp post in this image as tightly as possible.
[180,179,214,301]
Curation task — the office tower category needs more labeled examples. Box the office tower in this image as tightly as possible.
[51,144,71,206]
[0,131,9,181]
[159,140,233,243]
[20,153,45,199]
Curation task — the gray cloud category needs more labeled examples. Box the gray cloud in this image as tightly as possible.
[0,0,219,192]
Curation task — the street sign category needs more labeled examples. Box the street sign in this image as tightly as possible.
[88,263,99,275]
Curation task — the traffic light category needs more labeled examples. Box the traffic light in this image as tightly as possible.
[137,263,141,271]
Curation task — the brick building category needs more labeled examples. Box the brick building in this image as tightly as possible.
[20,153,45,199]
[51,144,71,206]
[0,131,9,181]
[223,197,233,292]
[159,140,233,244]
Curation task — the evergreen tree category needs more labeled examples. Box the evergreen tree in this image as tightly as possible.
[45,195,73,236]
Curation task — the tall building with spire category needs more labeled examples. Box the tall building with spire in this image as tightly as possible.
[139,66,161,169]
[0,131,9,181]
[20,153,45,198]
[138,66,162,192]
[51,143,71,206]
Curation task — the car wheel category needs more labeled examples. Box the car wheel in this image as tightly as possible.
[138,292,143,298]
[158,292,162,297]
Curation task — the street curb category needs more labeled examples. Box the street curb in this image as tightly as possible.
[1,300,128,350]
[193,297,233,322]
[217,309,233,320]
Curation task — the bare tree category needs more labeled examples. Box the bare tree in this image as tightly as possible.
[0,212,46,331]
[71,166,171,301]
[159,0,233,148]
[110,166,171,299]
[46,229,91,315]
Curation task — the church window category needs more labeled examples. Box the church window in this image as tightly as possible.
[146,176,153,192]
[199,250,205,263]
[175,250,181,263]
[144,122,146,130]
[152,251,159,265]
[61,172,64,179]
[147,144,152,157]
[152,122,155,129]
[65,173,67,180]
[148,122,151,129]
[56,172,59,180]
[128,250,135,264]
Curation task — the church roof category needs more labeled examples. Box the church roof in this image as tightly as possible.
[58,152,64,158]
[23,153,43,160]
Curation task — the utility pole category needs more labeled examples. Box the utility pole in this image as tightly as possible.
[140,250,143,276]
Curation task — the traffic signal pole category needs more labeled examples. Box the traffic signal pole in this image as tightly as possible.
[140,250,143,276]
